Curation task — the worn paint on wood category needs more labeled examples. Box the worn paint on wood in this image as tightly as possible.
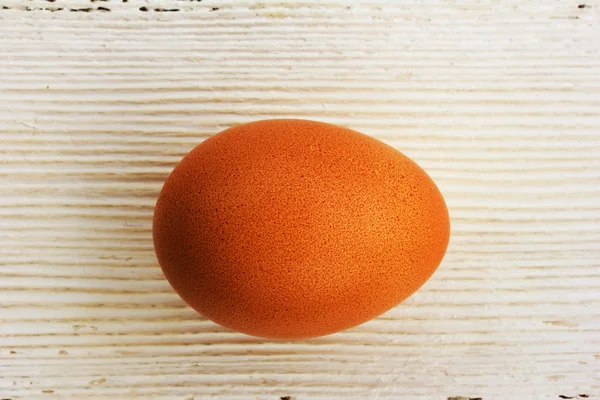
[1,0,599,399]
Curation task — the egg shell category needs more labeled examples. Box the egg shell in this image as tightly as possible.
[153,119,450,339]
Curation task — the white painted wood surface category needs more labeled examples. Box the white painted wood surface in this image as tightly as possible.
[1,1,599,399]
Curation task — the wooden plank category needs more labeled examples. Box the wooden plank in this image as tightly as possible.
[1,1,599,399]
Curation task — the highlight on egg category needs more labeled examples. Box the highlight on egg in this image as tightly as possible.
[153,119,450,339]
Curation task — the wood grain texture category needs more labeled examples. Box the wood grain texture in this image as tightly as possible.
[1,0,599,399]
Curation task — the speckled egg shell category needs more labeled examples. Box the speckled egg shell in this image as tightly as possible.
[153,119,450,339]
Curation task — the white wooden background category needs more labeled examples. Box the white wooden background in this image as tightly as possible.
[1,1,599,399]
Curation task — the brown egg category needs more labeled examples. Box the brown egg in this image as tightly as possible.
[153,119,449,339]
